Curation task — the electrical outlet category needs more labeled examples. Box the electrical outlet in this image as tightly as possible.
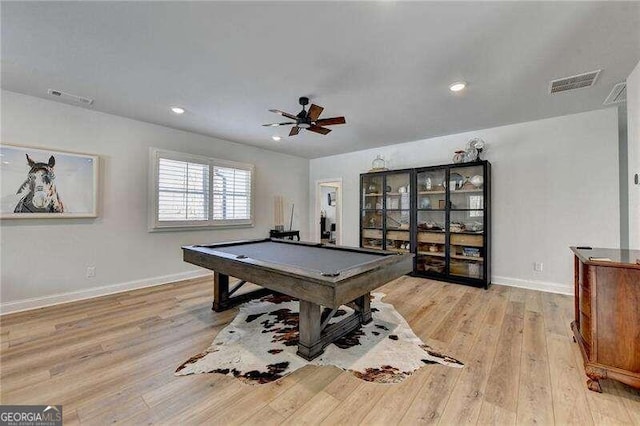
[86,266,96,278]
[533,262,543,272]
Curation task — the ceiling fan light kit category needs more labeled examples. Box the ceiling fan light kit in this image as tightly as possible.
[263,96,346,137]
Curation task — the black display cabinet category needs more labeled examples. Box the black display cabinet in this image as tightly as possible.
[360,161,491,289]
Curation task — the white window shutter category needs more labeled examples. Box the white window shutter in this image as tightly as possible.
[157,158,209,221]
[212,166,252,221]
[150,148,254,230]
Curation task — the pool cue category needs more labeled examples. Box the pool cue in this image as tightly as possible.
[289,203,294,231]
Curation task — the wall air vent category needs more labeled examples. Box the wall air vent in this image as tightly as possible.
[47,89,94,106]
[549,70,601,94]
[603,82,626,105]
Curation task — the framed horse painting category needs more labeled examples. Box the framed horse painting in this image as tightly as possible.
[0,144,99,219]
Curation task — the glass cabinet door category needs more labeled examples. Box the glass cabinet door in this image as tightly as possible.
[384,172,411,252]
[416,168,447,274]
[447,164,485,279]
[361,174,384,249]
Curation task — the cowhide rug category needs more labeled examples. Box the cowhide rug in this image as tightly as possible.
[176,293,463,384]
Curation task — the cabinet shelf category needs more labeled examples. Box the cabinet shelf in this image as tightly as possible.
[418,190,446,194]
[452,254,484,261]
[387,248,410,253]
[361,161,490,289]
[450,188,483,193]
[418,251,445,257]
[417,251,484,261]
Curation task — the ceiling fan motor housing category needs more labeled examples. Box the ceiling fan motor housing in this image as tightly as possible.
[297,97,310,123]
[263,96,345,136]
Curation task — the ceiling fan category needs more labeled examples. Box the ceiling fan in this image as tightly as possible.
[263,97,346,136]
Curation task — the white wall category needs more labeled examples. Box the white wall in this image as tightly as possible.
[627,60,640,249]
[0,90,309,312]
[310,108,620,294]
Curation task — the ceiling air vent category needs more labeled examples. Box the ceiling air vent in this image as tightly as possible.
[549,70,601,94]
[47,89,94,106]
[603,82,626,105]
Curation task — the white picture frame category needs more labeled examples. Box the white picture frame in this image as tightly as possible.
[0,143,99,219]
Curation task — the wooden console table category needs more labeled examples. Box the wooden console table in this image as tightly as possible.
[269,229,300,241]
[570,246,640,392]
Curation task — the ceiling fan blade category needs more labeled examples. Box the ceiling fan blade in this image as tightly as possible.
[269,109,298,120]
[262,122,296,127]
[314,116,346,126]
[289,126,300,136]
[307,104,324,121]
[307,125,331,135]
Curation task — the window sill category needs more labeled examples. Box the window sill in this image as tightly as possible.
[148,223,255,233]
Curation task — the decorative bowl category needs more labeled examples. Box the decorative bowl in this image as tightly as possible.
[470,175,483,188]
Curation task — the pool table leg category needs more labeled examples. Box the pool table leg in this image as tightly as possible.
[297,300,324,360]
[297,293,374,361]
[354,294,372,324]
[212,272,272,312]
[213,272,229,311]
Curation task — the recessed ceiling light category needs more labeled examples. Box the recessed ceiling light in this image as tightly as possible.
[272,136,282,141]
[449,82,466,92]
[170,106,185,114]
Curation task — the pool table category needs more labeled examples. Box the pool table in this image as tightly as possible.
[182,238,413,360]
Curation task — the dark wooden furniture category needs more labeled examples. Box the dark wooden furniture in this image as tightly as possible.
[570,246,640,392]
[319,217,331,242]
[269,229,300,240]
[360,161,491,288]
[183,238,413,360]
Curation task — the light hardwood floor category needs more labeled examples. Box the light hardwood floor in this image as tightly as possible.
[1,276,639,425]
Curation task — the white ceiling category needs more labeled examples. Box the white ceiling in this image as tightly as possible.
[2,1,639,159]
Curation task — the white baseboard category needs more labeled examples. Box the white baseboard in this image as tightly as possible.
[0,270,212,315]
[492,275,573,296]
[0,272,573,316]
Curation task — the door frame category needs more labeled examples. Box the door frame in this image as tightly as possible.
[314,178,343,245]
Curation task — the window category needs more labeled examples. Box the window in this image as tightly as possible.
[149,148,254,230]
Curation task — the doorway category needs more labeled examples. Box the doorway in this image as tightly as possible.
[315,179,342,245]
